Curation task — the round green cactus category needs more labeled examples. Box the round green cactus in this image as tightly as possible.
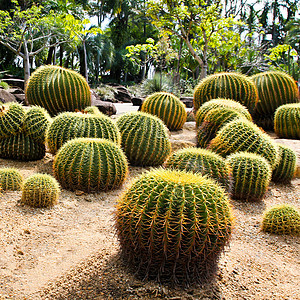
[208,119,279,169]
[197,107,245,148]
[262,204,300,236]
[83,106,103,115]
[25,65,91,116]
[0,132,45,161]
[226,152,272,201]
[165,147,230,189]
[252,71,299,129]
[141,92,187,130]
[272,144,297,183]
[274,103,300,139]
[116,112,171,166]
[53,138,128,192]
[22,106,52,143]
[195,98,252,128]
[0,102,25,138]
[0,168,23,191]
[193,73,258,112]
[115,168,233,284]
[46,112,121,154]
[21,173,60,208]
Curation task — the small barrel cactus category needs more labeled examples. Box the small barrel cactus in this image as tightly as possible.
[165,147,230,189]
[195,98,252,128]
[0,102,25,138]
[46,112,121,154]
[252,71,299,129]
[53,138,128,192]
[226,152,272,201]
[140,92,187,130]
[262,204,300,236]
[0,132,45,161]
[272,144,297,183]
[115,168,233,284]
[208,119,279,169]
[83,106,103,115]
[274,103,300,139]
[197,107,245,148]
[21,173,60,208]
[22,106,52,143]
[193,73,258,112]
[116,112,171,166]
[25,65,91,116]
[0,168,23,191]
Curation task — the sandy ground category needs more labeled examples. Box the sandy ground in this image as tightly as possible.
[0,121,299,300]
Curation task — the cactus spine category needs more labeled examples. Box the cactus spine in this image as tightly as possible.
[226,152,272,201]
[115,168,233,284]
[141,92,187,130]
[193,73,258,112]
[274,103,300,139]
[21,173,60,208]
[0,168,23,191]
[25,65,91,116]
[116,112,171,166]
[53,138,128,192]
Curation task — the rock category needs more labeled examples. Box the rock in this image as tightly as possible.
[14,94,26,104]
[7,88,24,95]
[111,85,132,103]
[0,89,17,103]
[131,97,144,107]
[91,92,116,116]
[180,96,194,108]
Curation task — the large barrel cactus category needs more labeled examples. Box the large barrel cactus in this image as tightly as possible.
[46,112,120,154]
[116,112,171,166]
[193,73,258,112]
[208,119,279,169]
[195,98,252,128]
[25,65,91,116]
[53,138,128,192]
[115,168,233,284]
[252,71,299,129]
[165,147,230,189]
[141,92,187,130]
[226,152,272,201]
[274,103,300,139]
[0,168,23,191]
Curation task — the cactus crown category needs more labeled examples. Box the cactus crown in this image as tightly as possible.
[0,168,23,191]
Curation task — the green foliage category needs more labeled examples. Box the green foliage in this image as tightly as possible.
[165,147,230,189]
[141,73,174,95]
[274,103,300,139]
[251,71,299,129]
[95,84,116,102]
[193,72,258,112]
[262,204,300,236]
[208,119,279,170]
[115,168,233,284]
[272,144,297,183]
[25,65,91,116]
[0,81,9,89]
[46,111,120,154]
[21,173,60,208]
[141,92,187,130]
[0,168,23,191]
[226,152,272,201]
[53,138,128,192]
[116,112,171,166]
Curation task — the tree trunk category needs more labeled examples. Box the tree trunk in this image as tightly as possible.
[23,40,30,105]
[59,45,64,67]
[46,46,54,65]
[83,40,88,82]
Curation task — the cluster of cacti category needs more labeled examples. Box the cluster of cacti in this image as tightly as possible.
[197,107,245,148]
[272,144,297,183]
[165,147,230,189]
[251,71,299,130]
[53,138,128,192]
[195,98,252,127]
[115,168,233,284]
[25,65,91,116]
[226,152,272,201]
[0,103,51,161]
[193,72,258,112]
[140,92,187,130]
[0,168,23,191]
[21,173,60,208]
[274,103,300,139]
[208,119,279,169]
[116,112,171,166]
[46,112,120,154]
[262,204,300,235]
